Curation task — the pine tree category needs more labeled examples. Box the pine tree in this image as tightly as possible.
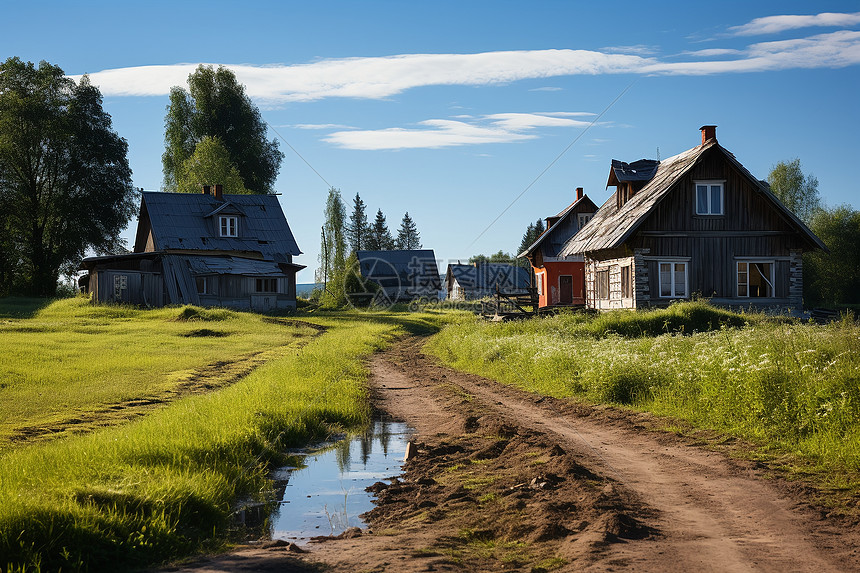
[367,208,395,250]
[396,212,422,250]
[346,192,370,253]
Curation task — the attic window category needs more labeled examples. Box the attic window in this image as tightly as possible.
[219,216,237,237]
[695,181,724,215]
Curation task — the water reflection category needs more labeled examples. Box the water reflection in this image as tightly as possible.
[270,420,412,544]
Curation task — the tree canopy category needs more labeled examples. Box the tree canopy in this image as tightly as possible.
[0,57,136,296]
[768,159,820,224]
[162,65,282,194]
[316,187,348,307]
[396,212,422,250]
[804,205,860,306]
[175,136,250,194]
[469,251,515,264]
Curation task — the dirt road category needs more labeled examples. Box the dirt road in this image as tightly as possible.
[170,337,859,572]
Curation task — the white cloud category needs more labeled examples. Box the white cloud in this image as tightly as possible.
[73,31,860,103]
[289,123,355,130]
[529,86,563,92]
[730,11,860,36]
[681,48,745,57]
[323,112,593,151]
[601,45,660,55]
[646,31,860,75]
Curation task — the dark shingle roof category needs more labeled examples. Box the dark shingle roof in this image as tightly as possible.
[448,263,530,292]
[609,159,660,183]
[137,192,301,262]
[356,250,442,293]
[518,194,598,258]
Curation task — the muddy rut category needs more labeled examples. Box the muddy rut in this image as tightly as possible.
[168,337,860,573]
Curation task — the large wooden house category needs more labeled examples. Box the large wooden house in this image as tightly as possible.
[80,185,304,311]
[561,126,827,311]
[518,188,597,308]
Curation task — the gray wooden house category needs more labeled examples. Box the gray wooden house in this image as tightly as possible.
[561,126,827,311]
[446,262,531,301]
[80,185,304,311]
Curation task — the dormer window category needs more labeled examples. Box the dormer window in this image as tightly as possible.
[695,181,724,215]
[219,216,237,237]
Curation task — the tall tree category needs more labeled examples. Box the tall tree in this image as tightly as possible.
[0,58,136,296]
[804,205,860,306]
[366,208,395,250]
[175,136,250,194]
[768,159,820,224]
[316,187,347,306]
[396,212,421,250]
[346,192,370,252]
[162,65,283,194]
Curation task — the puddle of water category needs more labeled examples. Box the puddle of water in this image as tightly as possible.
[269,420,413,543]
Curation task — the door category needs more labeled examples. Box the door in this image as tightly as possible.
[559,275,573,304]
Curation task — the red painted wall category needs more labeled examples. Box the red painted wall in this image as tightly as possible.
[534,261,585,307]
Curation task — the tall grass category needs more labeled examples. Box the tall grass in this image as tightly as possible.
[0,302,423,572]
[0,298,315,445]
[427,301,860,471]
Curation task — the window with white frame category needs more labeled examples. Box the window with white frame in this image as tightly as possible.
[195,276,211,294]
[536,272,544,296]
[737,261,774,298]
[219,215,237,237]
[596,269,609,300]
[659,262,688,298]
[695,181,724,215]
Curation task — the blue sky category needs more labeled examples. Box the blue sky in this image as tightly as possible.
[4,1,859,282]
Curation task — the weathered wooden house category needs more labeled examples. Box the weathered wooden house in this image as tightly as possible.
[518,187,597,308]
[356,249,442,302]
[446,262,531,301]
[561,126,827,311]
[79,185,304,311]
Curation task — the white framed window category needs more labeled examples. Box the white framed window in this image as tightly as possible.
[695,181,724,215]
[219,215,238,237]
[195,276,211,294]
[737,261,774,298]
[536,272,544,296]
[596,269,609,300]
[659,262,688,298]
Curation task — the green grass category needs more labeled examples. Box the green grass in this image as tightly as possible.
[427,301,860,476]
[0,298,319,447]
[0,300,452,572]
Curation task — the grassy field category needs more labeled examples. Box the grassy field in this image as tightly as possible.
[427,302,860,486]
[0,298,448,572]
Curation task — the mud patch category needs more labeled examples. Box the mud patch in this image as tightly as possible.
[182,328,230,337]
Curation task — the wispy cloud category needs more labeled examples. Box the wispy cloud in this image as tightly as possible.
[730,11,860,36]
[289,123,355,130]
[73,28,860,103]
[600,45,660,56]
[323,112,593,151]
[529,86,563,92]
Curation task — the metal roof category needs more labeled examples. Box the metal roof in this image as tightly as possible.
[518,194,598,258]
[608,159,660,184]
[356,250,442,292]
[137,192,301,262]
[447,263,530,291]
[561,140,827,255]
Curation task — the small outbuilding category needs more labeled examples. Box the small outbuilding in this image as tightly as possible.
[355,249,442,303]
[446,262,531,301]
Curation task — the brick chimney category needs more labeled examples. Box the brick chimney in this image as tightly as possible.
[202,185,211,195]
[213,184,223,200]
[700,125,717,145]
[576,187,584,201]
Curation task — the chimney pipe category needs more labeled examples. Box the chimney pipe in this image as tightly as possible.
[576,187,584,201]
[700,125,717,145]
[202,185,210,195]
[213,184,223,200]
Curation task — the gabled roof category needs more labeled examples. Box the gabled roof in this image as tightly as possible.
[134,192,301,262]
[356,249,442,292]
[518,194,598,258]
[447,263,530,292]
[561,140,827,255]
